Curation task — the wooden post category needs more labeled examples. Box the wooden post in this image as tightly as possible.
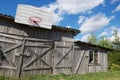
[71,43,75,73]
[17,38,26,78]
[52,41,56,75]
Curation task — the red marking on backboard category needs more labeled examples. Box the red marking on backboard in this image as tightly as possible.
[28,16,42,24]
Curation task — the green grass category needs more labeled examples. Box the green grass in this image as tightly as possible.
[0,71,120,80]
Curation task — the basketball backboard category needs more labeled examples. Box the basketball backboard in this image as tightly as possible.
[15,4,53,29]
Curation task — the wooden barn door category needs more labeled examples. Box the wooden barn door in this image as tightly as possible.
[73,48,89,74]
[0,32,54,78]
[0,33,23,77]
[53,41,74,75]
[21,38,54,77]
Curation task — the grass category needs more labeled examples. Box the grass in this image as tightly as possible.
[0,71,120,80]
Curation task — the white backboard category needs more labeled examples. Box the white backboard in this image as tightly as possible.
[15,4,53,29]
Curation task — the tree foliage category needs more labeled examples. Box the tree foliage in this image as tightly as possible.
[87,34,113,48]
[98,36,113,49]
[87,33,97,44]
[108,51,120,71]
[112,30,120,50]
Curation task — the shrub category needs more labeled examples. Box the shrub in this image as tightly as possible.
[108,51,120,71]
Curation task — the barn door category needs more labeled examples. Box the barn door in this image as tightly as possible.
[0,33,23,77]
[0,34,54,78]
[21,38,54,77]
[73,49,89,74]
[53,41,73,75]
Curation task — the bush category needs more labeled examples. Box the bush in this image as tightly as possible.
[109,63,120,71]
[108,51,120,71]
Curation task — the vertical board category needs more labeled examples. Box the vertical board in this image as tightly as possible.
[15,4,53,29]
[103,51,108,72]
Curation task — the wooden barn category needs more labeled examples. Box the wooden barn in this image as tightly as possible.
[0,14,110,78]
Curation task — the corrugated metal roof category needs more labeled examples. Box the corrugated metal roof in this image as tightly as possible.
[0,13,80,36]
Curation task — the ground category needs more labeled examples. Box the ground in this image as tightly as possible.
[0,71,120,80]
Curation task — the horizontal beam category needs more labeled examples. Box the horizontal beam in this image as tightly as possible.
[54,66,72,68]
[0,32,53,42]
[0,66,17,70]
[23,67,51,71]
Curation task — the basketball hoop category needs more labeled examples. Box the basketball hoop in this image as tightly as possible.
[28,16,42,25]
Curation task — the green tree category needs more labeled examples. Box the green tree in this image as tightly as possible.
[98,36,113,49]
[87,33,97,44]
[112,30,120,50]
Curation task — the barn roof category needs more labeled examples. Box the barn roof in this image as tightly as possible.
[0,14,80,36]
[75,41,113,51]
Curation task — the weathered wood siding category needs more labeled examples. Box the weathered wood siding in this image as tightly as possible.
[0,17,74,77]
[74,44,108,74]
[0,34,54,77]
[0,17,74,42]
[53,41,74,75]
[0,33,74,77]
[0,16,108,78]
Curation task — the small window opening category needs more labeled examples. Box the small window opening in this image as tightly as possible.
[89,50,98,64]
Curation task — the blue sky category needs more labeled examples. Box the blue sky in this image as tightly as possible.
[0,0,120,41]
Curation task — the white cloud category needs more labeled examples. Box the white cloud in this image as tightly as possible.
[113,4,120,13]
[80,33,91,42]
[79,12,114,34]
[99,26,120,41]
[110,32,120,41]
[53,13,63,24]
[42,0,104,24]
[57,0,104,14]
[110,26,120,30]
[66,25,71,28]
[99,32,108,37]
[110,0,120,4]
[78,16,86,24]
[87,10,93,14]
[42,3,64,24]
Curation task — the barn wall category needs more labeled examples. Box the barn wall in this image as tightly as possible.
[74,44,108,74]
[0,17,74,77]
[0,17,108,77]
[88,50,107,73]
[0,18,74,42]
[0,33,108,77]
[0,33,74,77]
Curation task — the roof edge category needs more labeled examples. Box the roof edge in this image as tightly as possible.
[75,41,114,51]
